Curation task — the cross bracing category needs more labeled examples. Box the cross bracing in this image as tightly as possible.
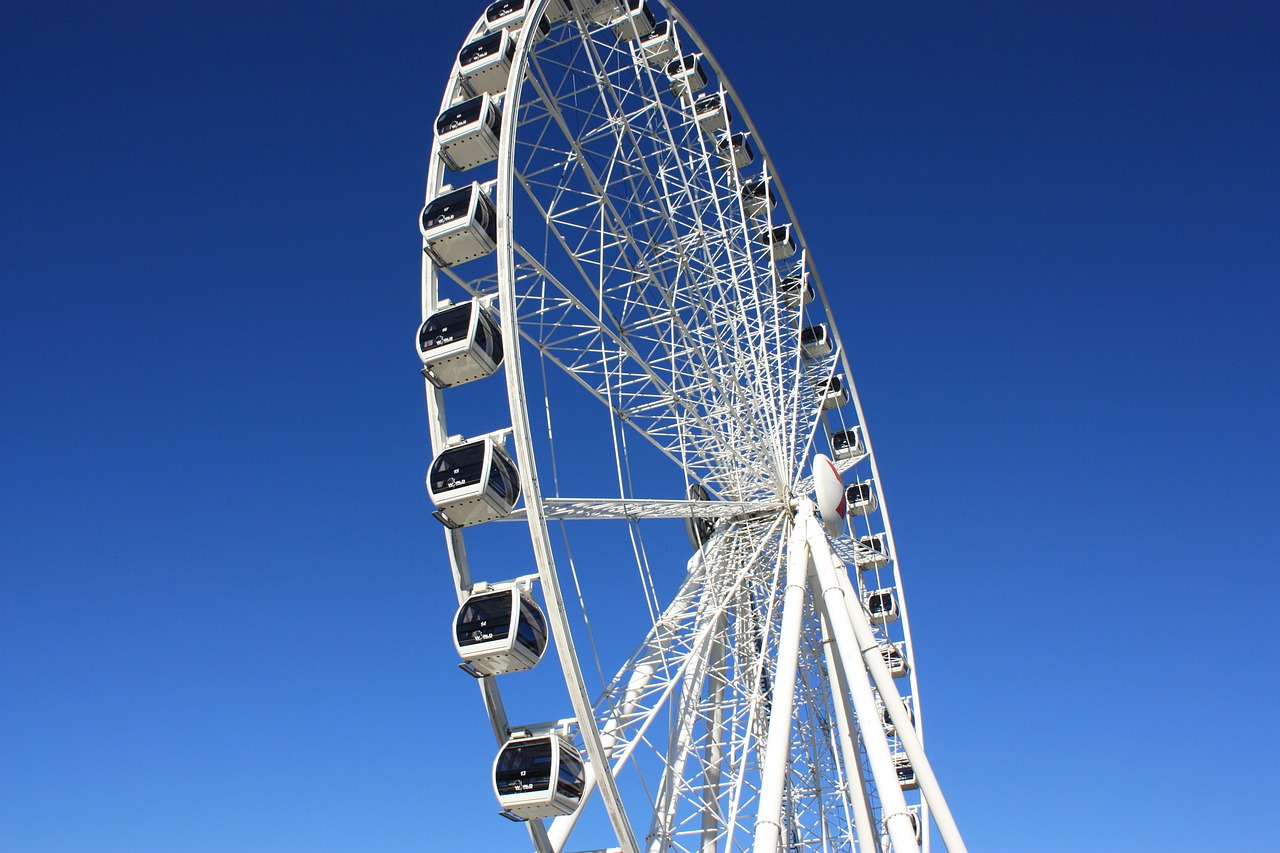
[419,3,964,852]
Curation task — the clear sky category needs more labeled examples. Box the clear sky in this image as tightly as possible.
[2,1,1277,851]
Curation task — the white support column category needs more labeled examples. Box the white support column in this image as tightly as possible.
[752,517,813,853]
[700,614,727,853]
[828,557,968,853]
[815,585,881,853]
[798,501,920,853]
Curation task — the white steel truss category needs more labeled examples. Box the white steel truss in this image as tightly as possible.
[419,2,965,852]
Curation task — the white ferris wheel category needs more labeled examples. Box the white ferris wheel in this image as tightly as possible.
[418,2,967,852]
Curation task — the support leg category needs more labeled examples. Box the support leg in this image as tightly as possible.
[799,501,920,853]
[752,518,812,853]
[815,584,881,853]
[822,548,968,853]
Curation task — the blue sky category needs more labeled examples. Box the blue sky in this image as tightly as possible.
[2,1,1277,851]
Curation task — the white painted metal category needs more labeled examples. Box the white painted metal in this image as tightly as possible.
[420,17,548,845]
[436,93,503,172]
[547,554,702,852]
[751,518,810,853]
[495,731,586,818]
[831,551,968,853]
[813,452,848,538]
[698,615,726,853]
[816,587,881,853]
[419,2,964,850]
[801,503,920,853]
[458,29,516,96]
[495,10,640,850]
[420,181,498,268]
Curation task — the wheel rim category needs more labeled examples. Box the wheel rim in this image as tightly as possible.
[421,3,928,851]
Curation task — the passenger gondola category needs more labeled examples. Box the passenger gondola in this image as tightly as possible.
[436,93,502,172]
[893,752,919,790]
[494,732,586,819]
[574,0,621,25]
[864,588,899,625]
[427,434,521,528]
[799,322,831,358]
[855,533,891,570]
[844,479,878,515]
[880,808,923,847]
[717,131,755,169]
[820,375,849,410]
[830,427,864,462]
[417,298,504,388]
[612,0,656,41]
[421,182,497,268]
[684,482,716,549]
[485,0,553,37]
[693,91,730,135]
[454,587,548,676]
[759,224,796,260]
[665,53,708,96]
[639,20,676,66]
[881,641,909,679]
[458,30,516,96]
[880,696,916,735]
[777,273,814,307]
[741,175,777,218]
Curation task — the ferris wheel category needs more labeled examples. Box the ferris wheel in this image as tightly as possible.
[418,2,967,851]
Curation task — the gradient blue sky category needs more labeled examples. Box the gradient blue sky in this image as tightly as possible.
[3,1,1277,851]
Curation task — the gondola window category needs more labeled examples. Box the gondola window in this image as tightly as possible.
[495,740,553,795]
[431,444,485,492]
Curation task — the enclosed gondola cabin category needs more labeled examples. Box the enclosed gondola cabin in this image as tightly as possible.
[421,182,497,268]
[458,30,516,96]
[436,93,502,172]
[880,641,909,678]
[894,753,919,790]
[417,299,504,388]
[427,435,521,528]
[485,0,552,37]
[821,375,849,409]
[612,0,657,41]
[575,0,621,25]
[684,482,716,549]
[845,479,878,515]
[693,92,730,135]
[864,588,899,625]
[494,733,585,819]
[800,322,831,358]
[881,696,916,735]
[856,533,891,570]
[639,20,676,66]
[831,427,864,462]
[760,224,797,260]
[665,53,708,97]
[778,273,814,307]
[741,176,777,218]
[454,588,548,676]
[880,809,923,848]
[717,132,755,170]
